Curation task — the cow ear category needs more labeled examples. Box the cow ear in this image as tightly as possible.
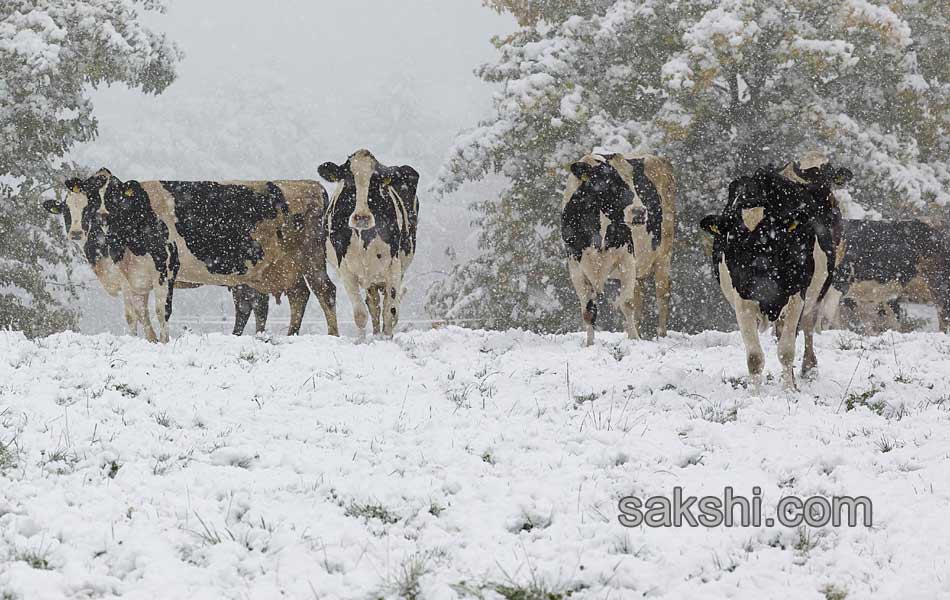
[90,173,109,191]
[43,199,64,214]
[833,167,853,185]
[700,215,722,236]
[121,180,143,199]
[393,166,420,191]
[318,162,346,182]
[570,162,593,181]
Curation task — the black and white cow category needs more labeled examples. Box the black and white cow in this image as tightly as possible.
[561,153,676,345]
[700,165,844,389]
[820,219,950,333]
[44,169,339,341]
[318,150,419,339]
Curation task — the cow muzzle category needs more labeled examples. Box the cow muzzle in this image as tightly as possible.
[628,207,647,225]
[69,230,84,241]
[349,211,375,231]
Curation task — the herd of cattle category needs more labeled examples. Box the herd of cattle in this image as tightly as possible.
[44,149,948,389]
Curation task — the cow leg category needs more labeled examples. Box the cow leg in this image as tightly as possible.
[253,291,269,335]
[382,262,404,338]
[366,284,383,335]
[779,295,805,390]
[286,280,310,336]
[129,292,158,343]
[801,306,819,379]
[921,269,950,333]
[655,254,672,337]
[616,274,641,341]
[123,293,138,336]
[231,287,253,336]
[340,268,369,339]
[568,259,597,346]
[153,281,171,344]
[306,273,339,337]
[735,299,765,390]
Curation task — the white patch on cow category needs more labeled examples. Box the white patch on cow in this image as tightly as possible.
[387,186,407,231]
[598,211,610,247]
[741,207,765,231]
[92,258,126,298]
[348,150,378,230]
[326,181,345,235]
[780,151,829,183]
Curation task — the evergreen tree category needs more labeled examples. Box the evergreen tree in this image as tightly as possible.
[0,0,180,335]
[430,0,949,333]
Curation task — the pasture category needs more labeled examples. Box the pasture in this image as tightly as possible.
[2,328,948,599]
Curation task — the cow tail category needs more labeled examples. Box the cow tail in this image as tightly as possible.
[814,217,838,303]
[165,242,181,321]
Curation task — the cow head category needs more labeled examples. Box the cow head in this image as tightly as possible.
[44,168,114,243]
[791,153,853,187]
[568,155,646,225]
[319,149,420,232]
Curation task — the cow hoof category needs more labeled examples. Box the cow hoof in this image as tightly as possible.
[749,374,763,395]
[782,375,799,392]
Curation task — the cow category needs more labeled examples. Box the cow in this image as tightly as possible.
[317,150,419,339]
[700,164,845,390]
[560,153,676,346]
[820,220,950,333]
[44,168,339,342]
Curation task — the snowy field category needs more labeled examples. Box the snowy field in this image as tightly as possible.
[2,327,950,599]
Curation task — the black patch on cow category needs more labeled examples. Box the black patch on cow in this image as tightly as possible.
[166,241,180,321]
[103,180,173,286]
[323,157,420,266]
[625,158,663,250]
[561,160,634,260]
[706,167,839,321]
[561,156,664,261]
[837,220,949,292]
[162,181,289,275]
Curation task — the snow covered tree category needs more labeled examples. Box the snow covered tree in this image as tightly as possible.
[0,0,180,335]
[431,0,950,333]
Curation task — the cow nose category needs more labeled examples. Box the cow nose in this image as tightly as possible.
[349,212,375,231]
[629,207,647,225]
[69,231,83,241]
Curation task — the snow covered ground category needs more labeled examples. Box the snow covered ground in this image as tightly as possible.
[2,327,949,599]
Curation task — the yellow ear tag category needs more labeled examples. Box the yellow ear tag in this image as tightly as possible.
[72,185,81,193]
[383,177,393,186]
[124,188,134,197]
[709,224,719,234]
[787,222,798,232]
[580,174,590,182]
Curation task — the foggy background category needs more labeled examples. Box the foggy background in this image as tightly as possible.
[69,0,513,335]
